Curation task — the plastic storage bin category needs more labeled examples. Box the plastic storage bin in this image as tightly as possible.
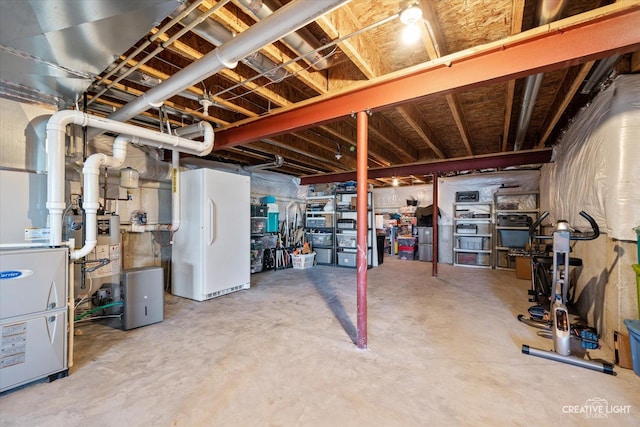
[457,236,490,250]
[251,217,267,234]
[315,248,332,264]
[250,240,264,273]
[310,232,332,247]
[337,233,357,248]
[266,212,279,233]
[634,264,640,319]
[498,230,529,248]
[291,253,315,269]
[398,248,416,260]
[338,251,357,267]
[623,319,640,376]
[306,217,327,228]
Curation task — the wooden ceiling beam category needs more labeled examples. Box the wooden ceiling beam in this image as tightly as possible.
[397,105,447,159]
[248,139,345,173]
[503,0,526,152]
[445,94,473,156]
[315,6,384,80]
[146,31,291,111]
[214,5,640,150]
[301,148,553,185]
[421,0,474,157]
[316,3,430,161]
[211,4,328,94]
[537,61,595,148]
[219,147,321,175]
[367,114,418,162]
[312,121,405,167]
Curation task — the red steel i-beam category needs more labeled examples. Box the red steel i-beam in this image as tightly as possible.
[432,172,438,277]
[356,111,368,350]
[213,5,640,150]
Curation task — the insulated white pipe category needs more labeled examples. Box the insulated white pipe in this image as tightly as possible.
[167,121,215,234]
[237,0,333,71]
[96,0,349,128]
[71,136,128,260]
[46,110,214,247]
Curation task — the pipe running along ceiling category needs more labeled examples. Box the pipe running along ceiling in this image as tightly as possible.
[1,0,639,186]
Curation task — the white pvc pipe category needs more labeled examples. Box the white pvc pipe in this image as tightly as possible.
[71,136,128,260]
[95,0,349,128]
[237,0,333,71]
[46,110,214,247]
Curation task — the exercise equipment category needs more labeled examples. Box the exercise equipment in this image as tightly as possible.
[520,211,615,375]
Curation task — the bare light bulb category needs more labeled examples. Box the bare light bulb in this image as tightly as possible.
[402,23,421,44]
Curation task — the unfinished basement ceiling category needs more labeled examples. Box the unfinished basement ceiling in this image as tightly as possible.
[1,0,638,186]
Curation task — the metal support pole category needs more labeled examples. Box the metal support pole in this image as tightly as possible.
[356,110,368,349]
[432,172,439,277]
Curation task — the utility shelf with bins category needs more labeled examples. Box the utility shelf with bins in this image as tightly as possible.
[305,195,336,266]
[453,201,493,268]
[334,190,374,268]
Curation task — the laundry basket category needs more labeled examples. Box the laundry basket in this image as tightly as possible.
[291,253,316,269]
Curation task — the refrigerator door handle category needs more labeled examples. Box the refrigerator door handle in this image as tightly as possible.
[208,198,216,246]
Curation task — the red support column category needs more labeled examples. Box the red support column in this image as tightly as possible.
[356,110,368,349]
[432,172,439,277]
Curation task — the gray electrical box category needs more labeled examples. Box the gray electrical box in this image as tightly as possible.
[121,266,164,330]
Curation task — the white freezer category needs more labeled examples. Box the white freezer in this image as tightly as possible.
[171,168,250,301]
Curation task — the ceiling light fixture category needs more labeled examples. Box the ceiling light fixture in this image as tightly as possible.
[400,3,423,25]
[400,3,423,44]
[335,143,342,160]
[392,177,399,186]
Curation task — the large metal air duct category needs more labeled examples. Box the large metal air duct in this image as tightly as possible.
[91,0,348,135]
[513,0,568,151]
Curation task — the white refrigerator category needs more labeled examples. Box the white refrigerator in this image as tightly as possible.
[172,168,250,301]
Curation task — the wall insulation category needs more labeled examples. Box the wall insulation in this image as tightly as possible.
[541,74,640,241]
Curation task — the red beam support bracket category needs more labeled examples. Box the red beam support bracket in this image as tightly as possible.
[356,110,369,350]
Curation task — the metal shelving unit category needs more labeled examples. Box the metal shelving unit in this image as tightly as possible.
[335,191,374,268]
[493,191,539,270]
[305,195,336,266]
[453,201,493,268]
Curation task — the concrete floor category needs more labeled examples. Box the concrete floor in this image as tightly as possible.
[1,257,638,426]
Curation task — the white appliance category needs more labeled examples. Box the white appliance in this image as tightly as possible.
[0,247,69,392]
[172,168,250,301]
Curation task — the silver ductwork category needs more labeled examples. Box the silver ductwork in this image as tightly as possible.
[89,0,349,138]
[513,0,568,151]
[580,55,621,94]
